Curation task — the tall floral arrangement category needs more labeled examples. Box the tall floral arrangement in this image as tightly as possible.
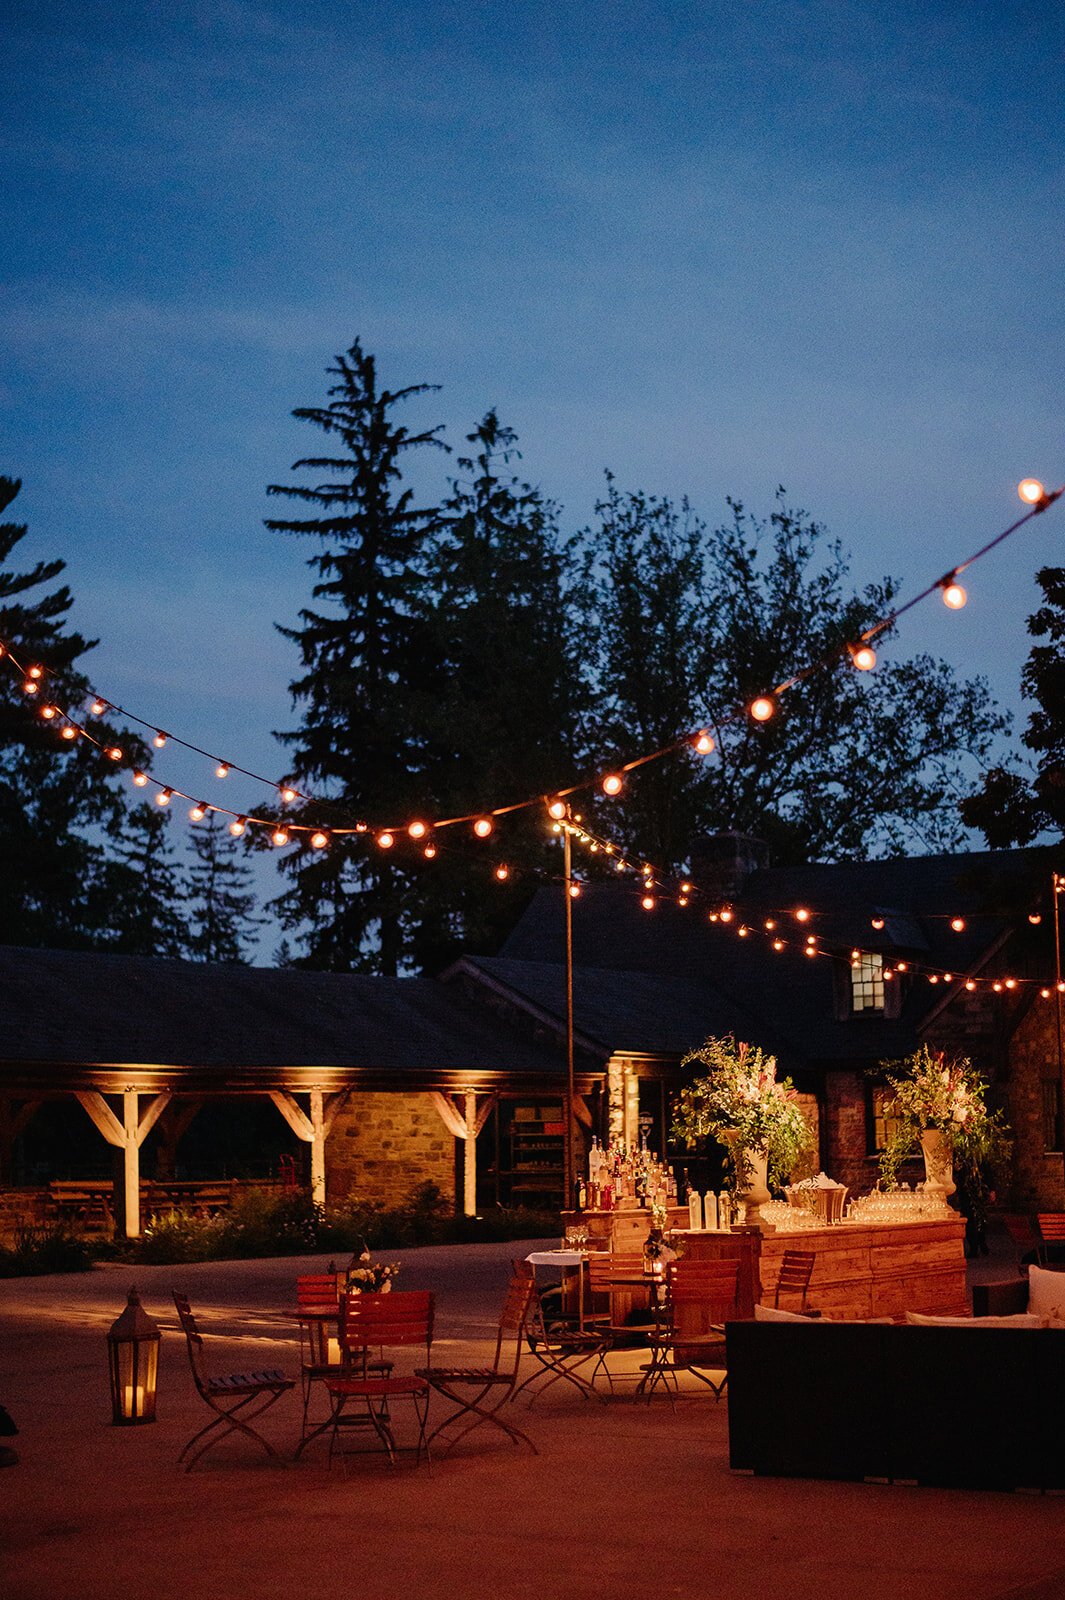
[673,1036,813,1191]
[877,1045,1011,1187]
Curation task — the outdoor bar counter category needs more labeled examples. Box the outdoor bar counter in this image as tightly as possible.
[675,1214,968,1320]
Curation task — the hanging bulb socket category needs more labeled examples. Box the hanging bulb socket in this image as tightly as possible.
[215,763,229,779]
[848,643,876,672]
[940,577,967,609]
[693,731,714,754]
[272,827,289,846]
[156,788,172,806]
[750,695,776,722]
[190,802,207,821]
[473,817,493,838]
[153,731,167,749]
[310,830,329,850]
[229,816,246,837]
[133,771,148,787]
[601,773,623,796]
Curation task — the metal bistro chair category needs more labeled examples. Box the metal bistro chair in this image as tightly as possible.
[172,1291,295,1472]
[585,1251,658,1393]
[637,1258,741,1404]
[293,1272,394,1441]
[417,1265,538,1456]
[322,1290,435,1470]
[773,1249,816,1311]
[511,1270,607,1407]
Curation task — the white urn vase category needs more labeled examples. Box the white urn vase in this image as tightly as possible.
[723,1132,775,1232]
[919,1127,956,1206]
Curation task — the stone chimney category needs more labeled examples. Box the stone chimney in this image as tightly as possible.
[687,832,769,901]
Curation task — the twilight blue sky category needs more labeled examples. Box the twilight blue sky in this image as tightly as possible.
[2,0,1063,857]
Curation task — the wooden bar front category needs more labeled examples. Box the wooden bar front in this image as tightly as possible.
[676,1217,967,1321]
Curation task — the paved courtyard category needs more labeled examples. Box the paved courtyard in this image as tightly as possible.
[2,1237,1065,1600]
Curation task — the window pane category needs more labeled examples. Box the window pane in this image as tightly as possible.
[851,951,884,1013]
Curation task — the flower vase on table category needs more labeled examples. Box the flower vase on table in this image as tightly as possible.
[723,1133,773,1231]
[919,1127,956,1205]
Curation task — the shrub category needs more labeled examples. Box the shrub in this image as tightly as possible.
[0,1224,96,1277]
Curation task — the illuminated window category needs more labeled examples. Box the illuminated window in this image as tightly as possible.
[870,1087,903,1156]
[851,951,885,1014]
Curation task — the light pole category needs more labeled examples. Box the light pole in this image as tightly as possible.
[564,822,576,1208]
[1054,873,1065,1199]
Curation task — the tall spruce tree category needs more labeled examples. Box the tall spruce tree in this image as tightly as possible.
[579,485,1010,867]
[106,802,189,956]
[960,565,1065,846]
[265,342,447,973]
[411,411,586,970]
[0,476,149,948]
[185,811,264,962]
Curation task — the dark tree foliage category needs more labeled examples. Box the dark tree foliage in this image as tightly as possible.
[410,411,586,970]
[960,566,1065,847]
[0,476,149,948]
[264,342,448,973]
[579,486,1010,868]
[106,803,189,957]
[185,811,264,963]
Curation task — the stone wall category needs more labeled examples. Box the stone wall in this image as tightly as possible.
[822,1069,878,1195]
[1005,997,1065,1211]
[326,1092,457,1209]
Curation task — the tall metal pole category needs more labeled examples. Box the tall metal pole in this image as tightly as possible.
[1049,876,1055,1203]
[564,824,576,1207]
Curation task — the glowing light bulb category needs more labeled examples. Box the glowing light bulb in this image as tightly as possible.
[377,832,394,849]
[133,771,148,786]
[190,802,207,821]
[569,883,581,898]
[678,897,688,907]
[153,731,167,749]
[773,939,784,951]
[423,844,437,859]
[229,817,246,837]
[1058,982,1065,994]
[106,747,123,761]
[641,896,655,911]
[719,908,733,923]
[548,799,567,820]
[951,917,965,932]
[850,644,876,672]
[156,789,171,806]
[355,822,368,834]
[943,973,953,983]
[928,974,939,984]
[805,934,816,946]
[738,926,749,938]
[91,698,107,715]
[871,915,885,930]
[602,773,623,796]
[28,666,42,680]
[1005,978,1016,989]
[216,763,229,779]
[897,961,908,972]
[40,704,56,720]
[495,865,509,881]
[681,882,692,893]
[694,731,715,754]
[1019,478,1045,504]
[796,908,810,923]
[764,919,776,931]
[965,979,976,991]
[992,981,1003,992]
[941,581,967,610]
[883,968,893,981]
[272,828,289,846]
[1042,987,1052,998]
[310,830,329,849]
[750,695,776,722]
[804,945,816,957]
[61,725,76,740]
[408,821,427,839]
[1030,913,1043,925]
[279,786,297,803]
[473,818,493,838]
[22,679,38,694]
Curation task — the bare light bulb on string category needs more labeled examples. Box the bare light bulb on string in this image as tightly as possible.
[408,821,428,839]
[992,981,1003,993]
[804,945,816,958]
[190,802,207,821]
[1005,978,1016,990]
[61,726,76,741]
[216,763,229,779]
[602,773,623,796]
[943,973,953,983]
[495,865,509,881]
[547,799,567,820]
[153,732,167,749]
[738,926,749,938]
[849,644,876,672]
[133,771,148,787]
[230,817,246,837]
[1019,479,1046,505]
[896,961,908,972]
[772,939,784,951]
[719,908,733,923]
[569,883,581,899]
[106,746,123,761]
[1042,987,1052,999]
[473,818,493,838]
[940,579,967,609]
[90,698,107,715]
[423,844,437,859]
[795,908,810,923]
[377,832,394,849]
[27,666,42,680]
[279,786,297,803]
[40,704,56,720]
[22,679,38,695]
[965,979,976,991]
[641,895,655,911]
[764,919,776,931]
[871,915,885,930]
[750,696,776,722]
[951,917,965,932]
[1030,913,1043,925]
[272,827,289,846]
[693,731,715,754]
[310,830,329,850]
[156,789,171,806]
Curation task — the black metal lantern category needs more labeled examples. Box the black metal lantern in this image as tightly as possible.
[107,1286,161,1425]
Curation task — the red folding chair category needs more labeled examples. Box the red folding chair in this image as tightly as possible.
[323,1290,435,1469]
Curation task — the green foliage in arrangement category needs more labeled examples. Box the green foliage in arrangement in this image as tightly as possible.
[673,1035,813,1192]
[875,1044,1012,1189]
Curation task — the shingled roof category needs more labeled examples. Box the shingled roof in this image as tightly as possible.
[0,945,569,1088]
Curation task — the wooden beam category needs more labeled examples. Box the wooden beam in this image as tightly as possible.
[269,1090,314,1142]
[573,1094,593,1130]
[268,1090,328,1208]
[75,1090,126,1147]
[429,1091,468,1140]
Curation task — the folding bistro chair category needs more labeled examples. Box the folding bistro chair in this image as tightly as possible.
[511,1272,607,1407]
[293,1272,393,1441]
[172,1291,295,1471]
[585,1251,658,1393]
[1036,1214,1065,1266]
[773,1249,816,1311]
[322,1290,435,1469]
[417,1265,538,1456]
[637,1258,740,1403]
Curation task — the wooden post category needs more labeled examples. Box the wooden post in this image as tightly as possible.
[464,1089,477,1218]
[268,1090,346,1210]
[309,1090,326,1210]
[75,1090,171,1238]
[429,1091,498,1217]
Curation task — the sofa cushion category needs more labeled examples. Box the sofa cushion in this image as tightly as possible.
[905,1310,1047,1328]
[1027,1265,1065,1322]
[754,1303,817,1322]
